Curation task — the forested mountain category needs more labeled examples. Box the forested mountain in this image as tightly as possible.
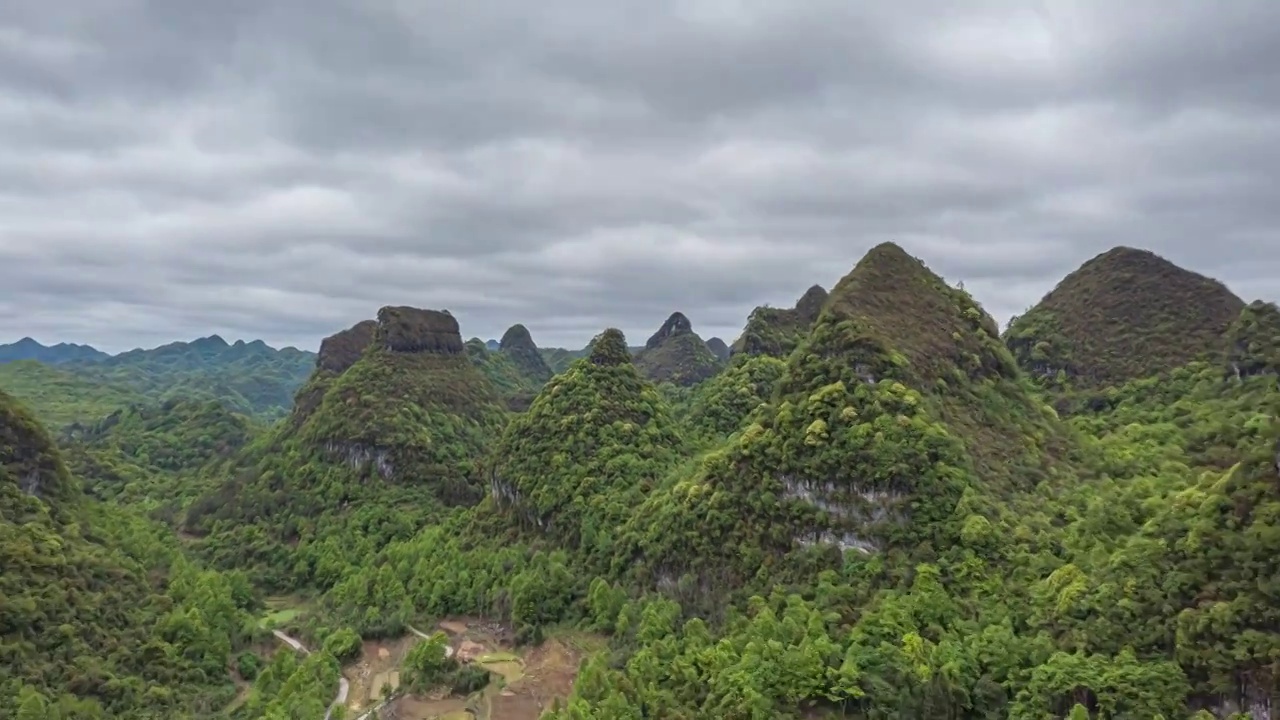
[1004,247,1244,392]
[0,336,316,425]
[184,306,508,588]
[2,243,1277,719]
[0,388,263,719]
[632,311,723,387]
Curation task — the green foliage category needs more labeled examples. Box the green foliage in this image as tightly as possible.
[0,391,256,719]
[403,631,454,685]
[239,647,340,719]
[59,397,257,520]
[321,627,362,662]
[402,631,489,696]
[676,353,786,444]
[0,337,314,426]
[465,337,546,411]
[498,323,554,384]
[186,309,508,591]
[490,328,683,561]
[730,284,829,359]
[1225,299,1280,379]
[0,360,146,427]
[1005,246,1244,390]
[633,312,722,387]
[633,331,721,387]
[5,246,1279,720]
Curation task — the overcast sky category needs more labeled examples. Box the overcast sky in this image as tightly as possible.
[1,1,1277,353]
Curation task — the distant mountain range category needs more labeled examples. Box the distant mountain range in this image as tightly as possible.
[0,337,110,364]
[0,336,317,425]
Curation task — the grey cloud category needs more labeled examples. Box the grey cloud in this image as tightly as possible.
[0,0,1278,354]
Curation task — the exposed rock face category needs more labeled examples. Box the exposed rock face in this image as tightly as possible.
[634,312,721,386]
[589,329,632,367]
[731,284,829,358]
[375,306,465,355]
[317,320,377,374]
[500,323,553,383]
[794,284,829,324]
[500,324,536,351]
[645,311,694,350]
[0,389,77,520]
[1225,300,1280,380]
[705,336,730,362]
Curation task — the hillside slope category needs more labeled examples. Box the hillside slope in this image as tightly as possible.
[0,359,147,426]
[0,389,254,718]
[1225,300,1280,379]
[1005,247,1244,390]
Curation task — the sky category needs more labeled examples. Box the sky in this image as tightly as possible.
[1,1,1278,354]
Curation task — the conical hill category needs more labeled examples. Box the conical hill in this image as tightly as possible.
[1005,246,1244,389]
[489,328,683,555]
[633,312,721,386]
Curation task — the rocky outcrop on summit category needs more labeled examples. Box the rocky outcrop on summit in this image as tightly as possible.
[317,320,377,374]
[292,319,377,424]
[794,284,829,324]
[375,306,465,355]
[499,324,553,384]
[644,312,694,349]
[634,313,721,386]
[1005,246,1244,389]
[705,336,731,362]
[194,304,506,538]
[730,285,829,358]
[1226,300,1280,379]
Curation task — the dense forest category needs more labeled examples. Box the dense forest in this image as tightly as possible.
[2,243,1277,719]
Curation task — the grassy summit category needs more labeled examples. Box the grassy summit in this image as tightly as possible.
[1005,246,1244,390]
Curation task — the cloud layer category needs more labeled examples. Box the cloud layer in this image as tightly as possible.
[2,0,1278,352]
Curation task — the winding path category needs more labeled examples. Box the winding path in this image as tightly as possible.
[407,624,457,658]
[272,624,456,720]
[271,629,350,720]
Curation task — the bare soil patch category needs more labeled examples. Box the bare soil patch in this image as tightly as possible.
[345,635,417,715]
[370,619,605,720]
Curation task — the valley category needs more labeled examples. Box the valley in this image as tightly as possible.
[2,243,1278,719]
